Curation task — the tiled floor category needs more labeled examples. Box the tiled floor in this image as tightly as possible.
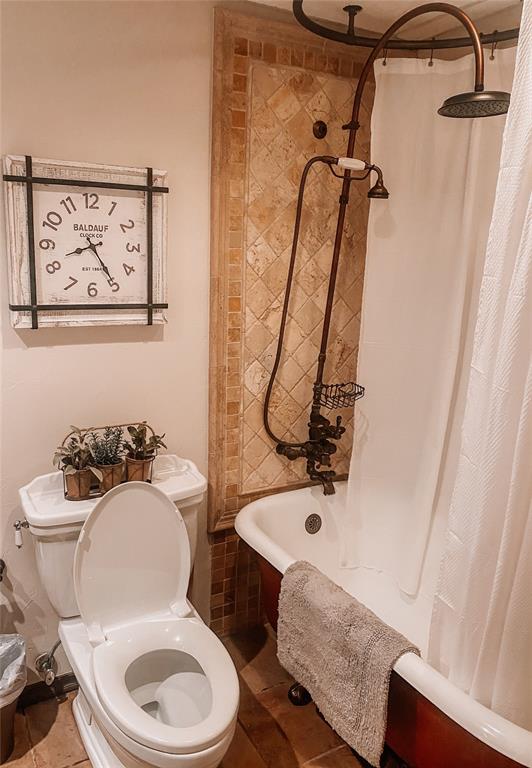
[221,626,364,767]
[6,693,89,768]
[6,625,364,768]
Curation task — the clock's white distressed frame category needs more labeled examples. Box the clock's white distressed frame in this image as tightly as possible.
[3,156,168,328]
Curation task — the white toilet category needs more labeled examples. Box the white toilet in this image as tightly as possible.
[22,459,239,768]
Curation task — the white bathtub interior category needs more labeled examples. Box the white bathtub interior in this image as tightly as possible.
[249,482,448,655]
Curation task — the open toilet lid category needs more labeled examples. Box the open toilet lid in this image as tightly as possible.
[73,482,191,641]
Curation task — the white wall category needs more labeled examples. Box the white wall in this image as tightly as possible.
[0,0,214,679]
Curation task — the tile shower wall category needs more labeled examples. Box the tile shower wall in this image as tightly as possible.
[242,63,370,493]
[209,7,373,634]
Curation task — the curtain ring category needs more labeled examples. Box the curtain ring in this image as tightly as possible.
[428,38,435,67]
[490,33,498,60]
[382,47,388,66]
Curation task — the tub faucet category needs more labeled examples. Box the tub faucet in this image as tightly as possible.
[276,410,344,494]
[307,463,336,495]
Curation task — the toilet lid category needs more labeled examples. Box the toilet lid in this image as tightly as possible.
[73,482,191,641]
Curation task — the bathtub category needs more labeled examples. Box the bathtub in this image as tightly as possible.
[235,482,531,768]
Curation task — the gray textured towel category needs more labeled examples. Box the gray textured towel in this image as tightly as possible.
[277,561,419,767]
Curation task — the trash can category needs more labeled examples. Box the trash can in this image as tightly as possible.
[0,634,26,763]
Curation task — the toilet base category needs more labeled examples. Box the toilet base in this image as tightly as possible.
[73,692,124,768]
[72,688,233,768]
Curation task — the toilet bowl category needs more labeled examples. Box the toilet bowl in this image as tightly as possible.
[93,619,237,754]
[59,481,239,768]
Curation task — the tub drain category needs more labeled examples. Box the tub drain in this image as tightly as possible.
[305,513,322,534]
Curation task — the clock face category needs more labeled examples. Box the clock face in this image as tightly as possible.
[3,156,167,328]
[34,186,147,305]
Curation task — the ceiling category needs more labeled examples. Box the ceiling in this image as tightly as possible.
[259,0,522,38]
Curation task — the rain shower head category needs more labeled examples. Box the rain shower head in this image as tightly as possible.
[438,90,511,118]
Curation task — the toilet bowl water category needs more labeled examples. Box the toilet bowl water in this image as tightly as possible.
[127,650,212,728]
[152,671,211,727]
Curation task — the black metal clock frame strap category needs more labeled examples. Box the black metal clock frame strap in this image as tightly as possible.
[3,156,169,328]
[24,156,39,329]
[147,167,154,326]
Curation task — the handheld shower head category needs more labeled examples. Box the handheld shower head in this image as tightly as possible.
[368,179,389,199]
[335,157,390,199]
[367,165,389,199]
[438,90,510,118]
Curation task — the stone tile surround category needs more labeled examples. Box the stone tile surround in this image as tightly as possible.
[209,530,262,636]
[242,61,370,495]
[209,5,374,634]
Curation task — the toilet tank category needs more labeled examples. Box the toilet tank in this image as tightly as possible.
[19,456,207,619]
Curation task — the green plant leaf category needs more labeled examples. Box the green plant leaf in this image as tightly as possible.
[90,466,103,481]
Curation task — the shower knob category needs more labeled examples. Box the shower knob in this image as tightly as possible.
[313,120,327,139]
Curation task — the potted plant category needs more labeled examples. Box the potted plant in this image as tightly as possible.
[124,423,166,482]
[88,426,125,493]
[53,427,103,501]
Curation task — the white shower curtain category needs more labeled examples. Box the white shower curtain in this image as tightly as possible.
[344,47,516,595]
[429,1,532,730]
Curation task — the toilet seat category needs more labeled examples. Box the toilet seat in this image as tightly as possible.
[92,617,239,754]
[73,482,192,643]
[72,482,239,758]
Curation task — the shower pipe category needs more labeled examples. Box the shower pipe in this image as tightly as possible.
[263,155,378,483]
[264,3,498,495]
[293,0,520,51]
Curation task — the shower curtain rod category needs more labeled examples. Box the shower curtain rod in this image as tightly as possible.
[293,1,519,50]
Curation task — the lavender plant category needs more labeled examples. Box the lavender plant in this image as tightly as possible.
[88,426,124,466]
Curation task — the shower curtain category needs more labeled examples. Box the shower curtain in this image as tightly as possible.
[343,47,516,595]
[429,2,532,730]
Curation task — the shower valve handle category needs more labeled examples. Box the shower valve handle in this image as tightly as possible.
[337,157,367,171]
[333,415,346,439]
[323,416,345,440]
[276,444,306,461]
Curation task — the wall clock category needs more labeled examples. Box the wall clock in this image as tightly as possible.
[3,156,168,328]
